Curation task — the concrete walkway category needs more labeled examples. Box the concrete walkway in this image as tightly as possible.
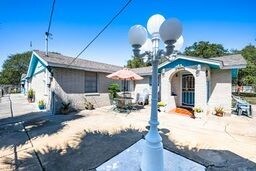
[0,94,50,125]
[0,94,255,170]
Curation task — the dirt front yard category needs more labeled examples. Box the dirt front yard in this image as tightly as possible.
[0,94,256,170]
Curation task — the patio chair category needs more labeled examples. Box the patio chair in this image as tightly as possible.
[232,95,252,117]
[137,91,149,106]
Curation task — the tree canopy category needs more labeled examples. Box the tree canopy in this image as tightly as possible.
[126,56,148,68]
[238,45,256,85]
[0,51,32,85]
[184,41,228,58]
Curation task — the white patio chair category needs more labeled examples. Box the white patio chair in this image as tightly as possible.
[232,95,252,117]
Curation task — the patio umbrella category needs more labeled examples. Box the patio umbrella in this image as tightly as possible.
[106,68,143,95]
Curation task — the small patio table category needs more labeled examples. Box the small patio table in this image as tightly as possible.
[113,96,134,113]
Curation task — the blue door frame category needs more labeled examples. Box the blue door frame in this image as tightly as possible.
[182,74,195,106]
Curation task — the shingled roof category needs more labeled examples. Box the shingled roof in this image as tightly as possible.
[33,50,246,77]
[130,66,152,76]
[34,50,122,73]
[210,54,247,68]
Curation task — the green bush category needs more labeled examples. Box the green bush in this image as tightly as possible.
[108,83,120,99]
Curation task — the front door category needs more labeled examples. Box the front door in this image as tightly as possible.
[182,74,195,106]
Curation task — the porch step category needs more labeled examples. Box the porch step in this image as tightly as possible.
[170,107,193,116]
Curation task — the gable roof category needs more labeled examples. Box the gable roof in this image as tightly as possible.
[159,54,247,70]
[34,50,123,73]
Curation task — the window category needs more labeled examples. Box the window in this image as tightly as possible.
[85,72,97,93]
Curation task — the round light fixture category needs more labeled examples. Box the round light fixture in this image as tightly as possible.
[128,25,148,46]
[147,14,165,35]
[159,18,182,43]
[141,38,153,52]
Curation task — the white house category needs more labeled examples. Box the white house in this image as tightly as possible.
[159,54,246,114]
[24,50,246,115]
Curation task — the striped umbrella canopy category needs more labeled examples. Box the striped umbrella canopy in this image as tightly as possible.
[106,68,143,80]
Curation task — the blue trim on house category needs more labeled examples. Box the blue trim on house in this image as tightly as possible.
[158,56,221,72]
[231,69,238,78]
[158,58,220,73]
[26,52,48,78]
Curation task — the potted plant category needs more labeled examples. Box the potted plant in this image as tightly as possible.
[60,102,71,114]
[215,106,225,117]
[157,101,166,112]
[193,106,203,118]
[38,100,46,110]
[27,89,35,103]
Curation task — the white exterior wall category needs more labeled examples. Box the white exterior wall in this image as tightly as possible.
[208,69,232,114]
[171,73,181,106]
[30,69,49,104]
[194,68,208,110]
[161,65,208,112]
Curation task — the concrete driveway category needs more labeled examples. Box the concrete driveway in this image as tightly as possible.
[0,94,255,170]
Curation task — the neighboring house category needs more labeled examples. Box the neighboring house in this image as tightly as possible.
[159,54,246,114]
[25,50,246,114]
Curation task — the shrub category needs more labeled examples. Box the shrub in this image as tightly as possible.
[27,89,34,98]
[215,106,225,116]
[157,101,166,107]
[193,106,203,113]
[59,101,72,114]
[108,83,120,99]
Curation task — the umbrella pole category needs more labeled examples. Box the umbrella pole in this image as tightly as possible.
[123,79,126,97]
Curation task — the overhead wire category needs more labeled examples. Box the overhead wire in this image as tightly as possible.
[46,0,56,34]
[67,0,133,67]
[45,0,56,55]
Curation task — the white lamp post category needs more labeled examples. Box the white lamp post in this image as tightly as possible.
[128,14,182,171]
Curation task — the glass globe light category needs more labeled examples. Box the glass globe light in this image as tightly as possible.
[159,18,182,43]
[174,35,184,51]
[147,14,165,35]
[141,38,152,52]
[128,25,147,46]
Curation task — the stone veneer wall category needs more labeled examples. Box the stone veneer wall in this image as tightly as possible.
[51,67,120,114]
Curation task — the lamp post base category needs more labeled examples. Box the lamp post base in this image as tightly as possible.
[96,139,205,171]
[140,140,164,171]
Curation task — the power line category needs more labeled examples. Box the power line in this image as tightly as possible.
[67,0,133,67]
[45,0,56,55]
[47,0,56,33]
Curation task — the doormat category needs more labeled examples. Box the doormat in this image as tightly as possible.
[170,107,193,116]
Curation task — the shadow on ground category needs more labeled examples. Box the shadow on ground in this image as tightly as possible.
[0,112,85,149]
[3,127,256,171]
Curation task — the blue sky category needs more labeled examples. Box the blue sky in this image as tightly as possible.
[0,0,255,69]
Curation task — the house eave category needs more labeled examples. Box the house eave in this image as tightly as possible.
[48,62,119,74]
[222,65,247,69]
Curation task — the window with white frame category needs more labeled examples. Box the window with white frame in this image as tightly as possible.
[85,72,97,93]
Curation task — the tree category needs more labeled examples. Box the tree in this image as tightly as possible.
[126,56,148,68]
[0,51,32,85]
[238,45,256,85]
[184,41,228,58]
